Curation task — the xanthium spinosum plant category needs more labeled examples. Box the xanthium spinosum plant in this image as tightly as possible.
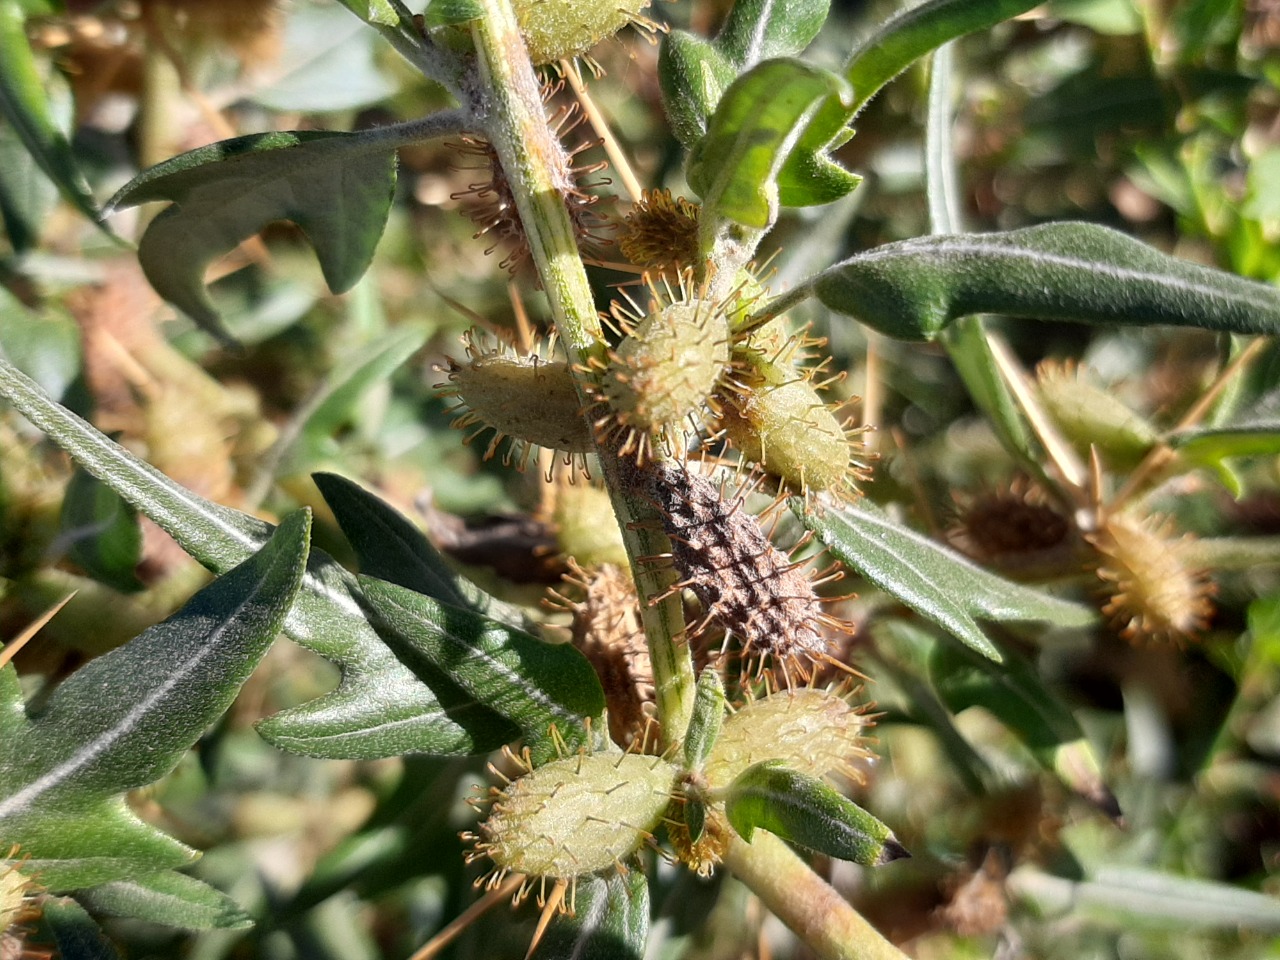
[4,0,1280,957]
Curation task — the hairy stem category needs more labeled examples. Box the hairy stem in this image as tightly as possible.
[468,0,695,748]
[724,834,909,960]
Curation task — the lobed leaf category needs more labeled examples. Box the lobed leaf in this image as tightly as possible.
[688,58,849,230]
[778,0,1038,206]
[723,761,906,866]
[796,498,1095,661]
[812,223,1280,341]
[107,131,397,342]
[0,356,508,760]
[356,575,606,764]
[529,867,650,960]
[0,0,109,231]
[0,511,310,890]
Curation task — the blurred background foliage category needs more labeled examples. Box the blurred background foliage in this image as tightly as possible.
[2,0,1279,957]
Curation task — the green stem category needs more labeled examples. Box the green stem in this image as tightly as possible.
[468,0,695,748]
[724,834,909,960]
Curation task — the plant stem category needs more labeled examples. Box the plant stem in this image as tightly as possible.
[724,834,909,960]
[468,0,695,748]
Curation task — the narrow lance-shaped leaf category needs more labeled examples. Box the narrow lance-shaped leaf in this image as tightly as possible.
[0,511,310,890]
[0,356,514,760]
[529,866,650,960]
[795,498,1096,661]
[356,575,607,764]
[73,872,253,931]
[811,223,1280,341]
[0,0,110,232]
[929,639,1121,819]
[723,761,908,866]
[312,471,527,627]
[688,58,849,231]
[107,131,398,343]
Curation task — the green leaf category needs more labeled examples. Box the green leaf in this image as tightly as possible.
[0,0,108,231]
[529,867,650,960]
[0,100,58,251]
[925,42,1041,470]
[59,468,144,594]
[812,223,1280,342]
[843,0,1038,119]
[778,0,1038,207]
[106,131,398,342]
[0,511,310,890]
[40,898,123,960]
[795,498,1096,661]
[658,31,737,150]
[334,0,406,27]
[688,59,848,230]
[313,472,527,626]
[684,668,726,771]
[356,575,607,764]
[1008,865,1280,931]
[723,761,907,866]
[929,640,1120,817]
[1168,421,1280,461]
[714,0,831,67]
[0,356,499,760]
[73,872,253,930]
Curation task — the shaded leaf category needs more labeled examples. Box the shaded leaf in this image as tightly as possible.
[0,101,58,251]
[658,30,737,150]
[0,0,107,231]
[530,867,650,960]
[356,575,606,763]
[40,898,122,960]
[724,761,906,865]
[74,872,253,930]
[107,131,397,342]
[796,498,1095,661]
[0,356,500,760]
[0,511,310,890]
[714,0,830,68]
[59,468,144,594]
[929,640,1119,817]
[812,224,1280,341]
[313,471,527,626]
[688,58,848,230]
